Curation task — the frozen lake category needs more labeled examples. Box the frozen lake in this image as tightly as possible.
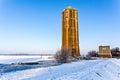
[0,55,54,64]
[0,55,56,74]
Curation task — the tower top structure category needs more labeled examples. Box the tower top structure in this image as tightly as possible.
[66,6,76,10]
[63,6,77,11]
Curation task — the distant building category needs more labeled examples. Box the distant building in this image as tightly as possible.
[99,46,112,58]
[62,6,80,56]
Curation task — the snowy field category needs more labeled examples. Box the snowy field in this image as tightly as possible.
[0,56,120,80]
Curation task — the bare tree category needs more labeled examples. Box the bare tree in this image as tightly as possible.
[54,49,73,63]
[111,47,120,57]
[87,50,98,57]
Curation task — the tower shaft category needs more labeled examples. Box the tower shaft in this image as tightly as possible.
[62,6,80,56]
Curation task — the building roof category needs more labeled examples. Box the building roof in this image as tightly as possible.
[66,6,76,10]
[62,6,77,12]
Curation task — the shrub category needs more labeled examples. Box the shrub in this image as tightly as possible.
[54,49,73,64]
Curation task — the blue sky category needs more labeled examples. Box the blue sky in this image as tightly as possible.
[0,0,120,54]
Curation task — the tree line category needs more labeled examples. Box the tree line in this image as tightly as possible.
[87,47,120,57]
[54,47,120,64]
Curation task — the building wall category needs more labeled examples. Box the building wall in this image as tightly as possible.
[99,46,112,58]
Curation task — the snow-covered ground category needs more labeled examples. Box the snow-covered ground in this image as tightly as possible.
[0,57,120,80]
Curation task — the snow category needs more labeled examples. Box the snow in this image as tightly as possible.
[1,68,46,80]
[0,58,120,80]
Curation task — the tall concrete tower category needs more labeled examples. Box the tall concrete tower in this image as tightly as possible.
[62,6,80,56]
